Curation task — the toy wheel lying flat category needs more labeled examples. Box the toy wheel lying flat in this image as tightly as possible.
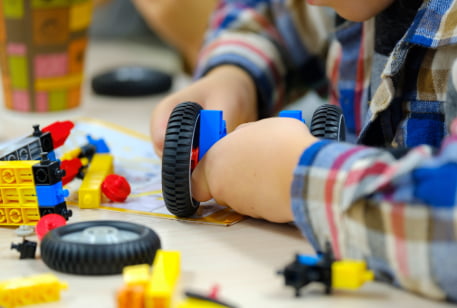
[310,104,346,141]
[162,102,202,217]
[40,220,161,275]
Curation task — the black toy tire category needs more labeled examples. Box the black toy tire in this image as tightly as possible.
[162,102,202,217]
[310,104,346,141]
[40,220,161,275]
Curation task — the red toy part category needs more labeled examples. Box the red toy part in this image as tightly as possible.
[101,174,131,202]
[60,158,83,185]
[35,214,67,241]
[42,120,75,148]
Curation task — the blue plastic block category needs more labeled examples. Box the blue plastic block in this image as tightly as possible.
[47,151,57,161]
[35,182,69,206]
[86,135,110,153]
[279,110,306,124]
[198,110,227,160]
[297,254,320,266]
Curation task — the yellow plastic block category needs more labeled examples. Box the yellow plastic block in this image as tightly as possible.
[0,273,67,308]
[123,264,151,287]
[331,260,374,290]
[60,148,82,161]
[78,153,113,208]
[0,161,36,186]
[1,187,37,206]
[0,206,40,226]
[21,207,41,225]
[145,250,181,308]
[17,187,38,206]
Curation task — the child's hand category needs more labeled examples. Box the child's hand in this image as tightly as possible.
[151,65,258,157]
[191,117,318,223]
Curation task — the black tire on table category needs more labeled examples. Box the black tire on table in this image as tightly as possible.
[162,101,202,217]
[40,220,161,275]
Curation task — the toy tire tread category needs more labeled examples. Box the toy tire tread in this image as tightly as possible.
[162,102,202,217]
[310,104,346,141]
[40,220,161,275]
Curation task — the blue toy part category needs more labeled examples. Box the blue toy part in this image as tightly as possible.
[198,110,227,160]
[297,254,321,266]
[86,135,110,153]
[278,110,306,124]
[47,151,57,161]
[35,182,69,206]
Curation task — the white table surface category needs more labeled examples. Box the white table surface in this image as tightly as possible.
[0,37,453,308]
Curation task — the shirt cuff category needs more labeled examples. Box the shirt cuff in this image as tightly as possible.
[291,139,360,256]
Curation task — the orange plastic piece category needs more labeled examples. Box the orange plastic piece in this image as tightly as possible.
[117,285,146,308]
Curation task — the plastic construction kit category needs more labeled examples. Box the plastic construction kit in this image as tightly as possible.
[0,153,72,226]
[0,121,74,227]
[162,101,346,218]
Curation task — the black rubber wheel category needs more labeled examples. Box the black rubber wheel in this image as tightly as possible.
[162,102,202,217]
[310,104,346,141]
[40,220,161,275]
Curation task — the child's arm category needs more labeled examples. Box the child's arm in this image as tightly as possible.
[192,116,457,302]
[150,65,258,157]
[150,0,331,156]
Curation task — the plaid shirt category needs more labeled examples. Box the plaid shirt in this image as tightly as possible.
[196,0,457,301]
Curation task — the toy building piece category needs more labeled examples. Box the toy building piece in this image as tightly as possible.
[177,287,237,308]
[60,158,83,185]
[41,120,75,149]
[117,284,146,308]
[278,250,333,296]
[35,213,67,241]
[40,220,161,275]
[331,260,374,290]
[102,174,131,202]
[33,153,72,220]
[0,125,53,161]
[86,135,110,153]
[117,264,150,308]
[78,153,114,208]
[278,242,373,296]
[0,273,67,308]
[0,121,74,162]
[14,225,35,237]
[144,249,181,308]
[10,239,37,259]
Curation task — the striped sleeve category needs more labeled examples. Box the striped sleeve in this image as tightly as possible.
[195,0,330,118]
[292,118,457,302]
